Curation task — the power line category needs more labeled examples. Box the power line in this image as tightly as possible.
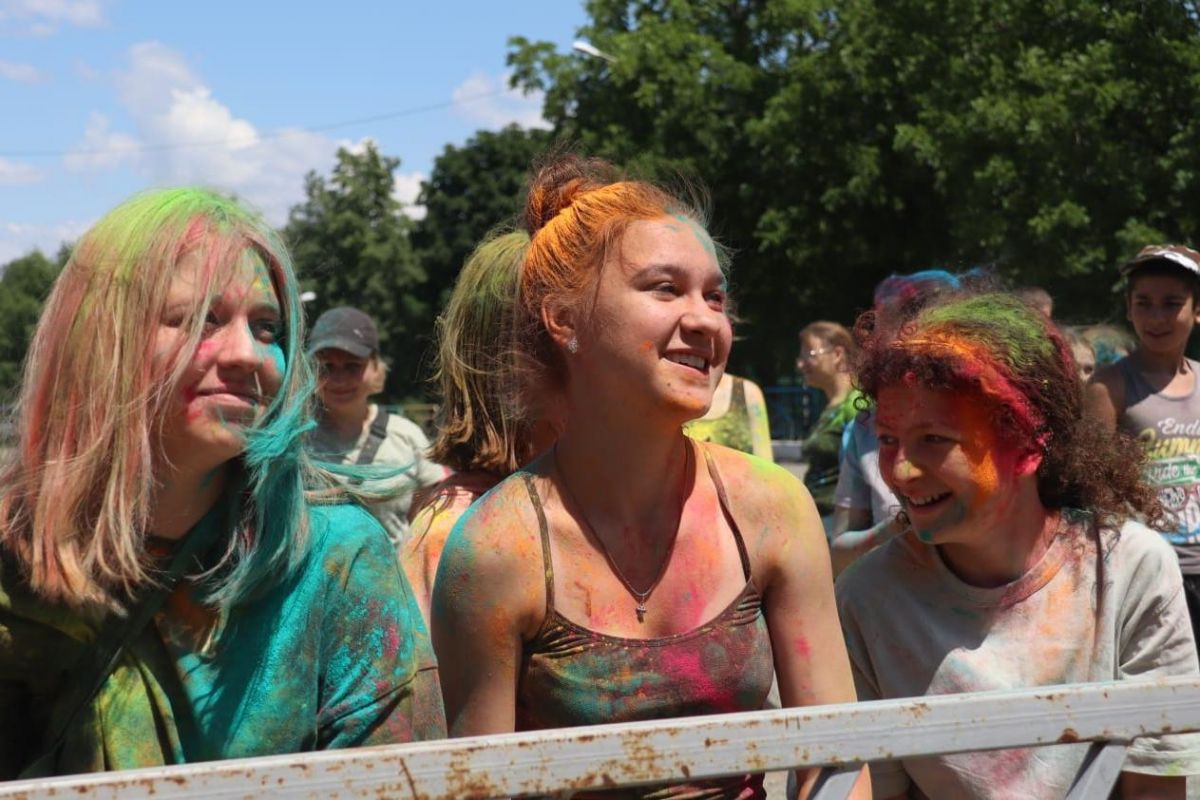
[0,88,514,159]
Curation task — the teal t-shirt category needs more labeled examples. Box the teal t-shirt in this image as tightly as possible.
[0,502,445,777]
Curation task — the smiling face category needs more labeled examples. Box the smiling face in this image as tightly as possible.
[1126,271,1200,357]
[156,248,284,475]
[572,215,732,423]
[315,348,381,413]
[875,383,1031,545]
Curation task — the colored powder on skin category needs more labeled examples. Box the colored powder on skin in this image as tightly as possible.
[793,634,811,658]
[896,295,1059,441]
[671,212,718,260]
[955,399,1001,508]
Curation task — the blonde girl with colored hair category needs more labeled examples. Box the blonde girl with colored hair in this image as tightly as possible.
[0,188,443,779]
[432,156,868,798]
[403,229,564,626]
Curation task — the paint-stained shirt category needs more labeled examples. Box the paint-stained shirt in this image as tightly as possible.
[802,389,864,516]
[0,502,446,778]
[836,511,1200,798]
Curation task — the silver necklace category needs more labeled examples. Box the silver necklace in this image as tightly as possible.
[553,441,691,623]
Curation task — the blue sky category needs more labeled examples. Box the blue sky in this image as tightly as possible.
[0,0,588,262]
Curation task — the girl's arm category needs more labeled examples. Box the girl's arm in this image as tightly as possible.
[738,457,870,799]
[431,481,544,736]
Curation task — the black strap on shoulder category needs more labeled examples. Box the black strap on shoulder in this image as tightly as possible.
[19,499,231,778]
[521,472,556,614]
[355,406,390,466]
[700,443,753,582]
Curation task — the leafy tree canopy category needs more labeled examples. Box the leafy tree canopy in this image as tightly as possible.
[284,141,428,400]
[413,124,551,313]
[0,249,61,401]
[510,0,1200,381]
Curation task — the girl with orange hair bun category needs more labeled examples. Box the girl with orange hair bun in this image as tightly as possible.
[432,156,868,798]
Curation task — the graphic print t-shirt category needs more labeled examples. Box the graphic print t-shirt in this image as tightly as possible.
[1118,356,1200,573]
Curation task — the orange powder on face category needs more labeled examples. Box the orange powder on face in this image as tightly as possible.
[955,399,1003,509]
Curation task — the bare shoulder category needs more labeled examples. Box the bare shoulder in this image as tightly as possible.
[701,443,824,576]
[432,471,548,633]
[703,441,808,514]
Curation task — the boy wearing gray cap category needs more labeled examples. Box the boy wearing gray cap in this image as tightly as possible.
[1088,245,1200,640]
[307,307,445,547]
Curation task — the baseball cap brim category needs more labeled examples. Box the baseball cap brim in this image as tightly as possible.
[307,336,374,359]
[1121,246,1200,277]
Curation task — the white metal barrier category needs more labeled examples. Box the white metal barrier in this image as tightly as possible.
[3,677,1199,799]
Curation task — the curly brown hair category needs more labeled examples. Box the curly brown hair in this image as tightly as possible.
[854,292,1162,531]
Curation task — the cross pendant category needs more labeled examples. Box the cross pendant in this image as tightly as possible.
[635,602,647,622]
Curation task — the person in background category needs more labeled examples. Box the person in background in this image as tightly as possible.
[0,189,444,779]
[403,230,564,626]
[1086,244,1200,643]
[683,371,773,460]
[1015,285,1053,318]
[829,270,968,575]
[1082,322,1137,368]
[796,321,863,521]
[307,307,445,547]
[433,155,868,798]
[840,291,1198,798]
[1062,326,1097,383]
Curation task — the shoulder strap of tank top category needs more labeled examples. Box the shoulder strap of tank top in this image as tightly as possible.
[520,472,556,612]
[699,443,752,581]
[730,376,747,412]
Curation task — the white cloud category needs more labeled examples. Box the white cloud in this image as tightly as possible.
[63,112,139,171]
[0,0,104,34]
[62,41,341,224]
[0,157,43,185]
[0,59,44,83]
[393,171,426,221]
[0,219,91,263]
[451,71,548,130]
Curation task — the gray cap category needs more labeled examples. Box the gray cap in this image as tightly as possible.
[307,307,379,358]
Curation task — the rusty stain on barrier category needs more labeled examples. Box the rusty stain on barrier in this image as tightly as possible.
[3,678,1200,799]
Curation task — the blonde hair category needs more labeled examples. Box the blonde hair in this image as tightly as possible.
[429,230,533,475]
[0,188,320,611]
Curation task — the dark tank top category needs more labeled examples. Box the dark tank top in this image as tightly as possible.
[515,446,774,799]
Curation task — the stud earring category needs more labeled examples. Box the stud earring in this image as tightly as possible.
[567,338,580,355]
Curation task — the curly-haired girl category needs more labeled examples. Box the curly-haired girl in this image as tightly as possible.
[837,292,1198,798]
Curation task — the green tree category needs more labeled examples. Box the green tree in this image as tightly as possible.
[0,250,60,400]
[285,142,428,399]
[510,0,1200,382]
[413,124,552,313]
